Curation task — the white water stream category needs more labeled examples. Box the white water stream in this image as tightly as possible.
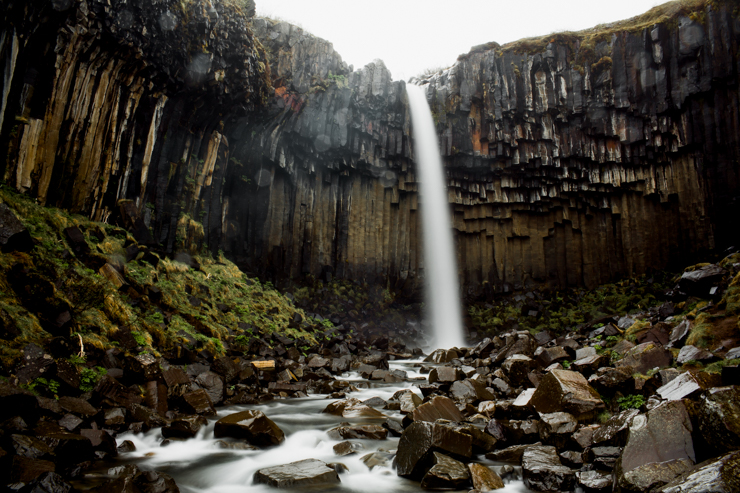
[406,84,466,350]
[113,360,531,493]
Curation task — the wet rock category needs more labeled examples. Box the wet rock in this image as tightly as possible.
[407,395,463,424]
[194,371,224,405]
[535,347,569,367]
[22,471,72,493]
[254,459,340,488]
[181,389,216,416]
[521,445,575,492]
[214,410,285,447]
[676,345,716,365]
[10,434,52,459]
[162,415,209,439]
[395,421,472,479]
[323,397,385,418]
[425,349,459,363]
[129,403,167,430]
[577,469,612,492]
[397,391,423,413]
[0,203,34,252]
[592,409,639,446]
[333,441,355,456]
[38,431,94,466]
[58,396,98,417]
[618,458,695,492]
[501,419,541,445]
[448,422,498,454]
[419,452,471,490]
[383,417,405,436]
[428,366,463,384]
[58,413,83,432]
[572,424,600,449]
[80,429,118,459]
[530,369,604,417]
[133,469,181,493]
[468,463,504,491]
[615,401,695,488]
[10,456,55,483]
[485,443,539,463]
[538,412,578,448]
[117,440,136,453]
[216,441,259,450]
[559,450,584,468]
[588,366,634,393]
[450,379,495,405]
[572,354,609,376]
[502,355,535,387]
[587,446,622,470]
[327,424,387,440]
[361,451,394,470]
[653,450,740,493]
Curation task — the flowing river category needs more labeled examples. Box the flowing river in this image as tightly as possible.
[112,359,532,493]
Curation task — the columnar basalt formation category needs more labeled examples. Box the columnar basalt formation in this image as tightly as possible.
[1,0,739,296]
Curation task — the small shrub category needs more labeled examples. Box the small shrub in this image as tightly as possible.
[617,394,645,410]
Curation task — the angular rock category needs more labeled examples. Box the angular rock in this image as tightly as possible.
[485,443,538,463]
[80,429,118,459]
[58,396,98,417]
[333,441,355,456]
[535,346,569,367]
[538,412,578,448]
[10,456,55,483]
[468,463,505,491]
[419,452,471,490]
[692,385,740,456]
[618,458,694,492]
[327,424,387,440]
[592,409,640,446]
[398,391,423,414]
[522,445,575,492]
[654,450,740,493]
[668,321,691,349]
[133,469,181,493]
[450,379,494,405]
[162,415,208,439]
[361,451,394,470]
[448,422,498,454]
[181,389,216,416]
[23,471,72,493]
[587,446,622,470]
[616,341,673,374]
[657,371,706,401]
[408,395,463,423]
[254,459,340,488]
[678,264,727,297]
[615,401,695,488]
[395,421,472,479]
[428,366,463,384]
[577,470,612,492]
[530,369,604,417]
[214,410,285,447]
[677,345,716,365]
[323,397,385,418]
[194,371,224,405]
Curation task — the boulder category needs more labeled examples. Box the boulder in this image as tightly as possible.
[667,321,691,348]
[538,412,578,448]
[615,401,695,489]
[333,441,355,456]
[194,371,224,405]
[587,446,622,470]
[323,398,386,418]
[21,471,72,493]
[407,395,463,423]
[450,379,494,404]
[181,389,216,416]
[653,450,740,493]
[428,366,463,383]
[254,459,340,488]
[395,421,472,479]
[398,391,423,414]
[592,409,640,446]
[448,422,498,454]
[521,445,575,492]
[616,342,673,374]
[162,415,208,439]
[692,385,740,457]
[678,264,727,297]
[468,463,505,491]
[530,369,604,417]
[657,371,706,401]
[535,346,569,367]
[360,451,394,470]
[425,349,459,363]
[485,443,540,463]
[576,470,613,492]
[214,410,285,447]
[502,355,535,387]
[588,366,634,393]
[677,345,716,365]
[327,424,387,440]
[419,452,471,490]
[617,458,694,492]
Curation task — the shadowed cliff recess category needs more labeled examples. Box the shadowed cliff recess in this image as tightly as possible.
[1,0,739,298]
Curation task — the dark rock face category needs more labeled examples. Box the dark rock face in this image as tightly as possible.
[3,1,740,293]
[395,421,472,480]
[521,445,575,492]
[253,459,340,488]
[654,450,740,493]
[530,369,604,417]
[213,410,285,447]
[419,452,471,490]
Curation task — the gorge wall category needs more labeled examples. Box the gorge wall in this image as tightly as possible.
[1,0,739,298]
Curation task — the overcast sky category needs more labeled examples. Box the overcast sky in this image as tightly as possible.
[257,0,665,81]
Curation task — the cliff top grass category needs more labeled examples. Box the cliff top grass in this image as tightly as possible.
[459,0,722,62]
[0,186,318,370]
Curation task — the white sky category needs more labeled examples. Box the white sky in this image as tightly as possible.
[257,0,665,81]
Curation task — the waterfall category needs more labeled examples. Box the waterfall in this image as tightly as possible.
[406,84,466,350]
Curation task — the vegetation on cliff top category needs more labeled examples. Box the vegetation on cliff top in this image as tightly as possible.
[458,0,725,63]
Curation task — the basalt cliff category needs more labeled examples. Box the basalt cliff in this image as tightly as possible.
[1,0,739,297]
